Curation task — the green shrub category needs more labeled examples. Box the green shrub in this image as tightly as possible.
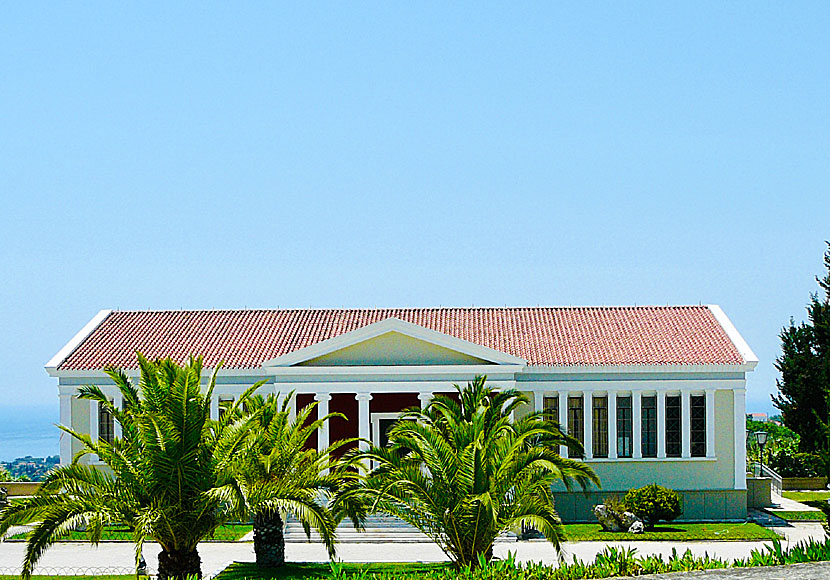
[624,484,682,529]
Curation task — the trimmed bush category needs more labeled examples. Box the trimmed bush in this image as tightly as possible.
[624,484,682,529]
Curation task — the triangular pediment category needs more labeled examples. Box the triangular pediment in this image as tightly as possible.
[298,331,492,366]
[262,318,525,367]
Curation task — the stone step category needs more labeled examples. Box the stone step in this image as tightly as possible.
[280,514,517,544]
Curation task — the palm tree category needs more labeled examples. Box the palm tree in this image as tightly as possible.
[338,376,599,568]
[227,393,355,568]
[0,354,262,580]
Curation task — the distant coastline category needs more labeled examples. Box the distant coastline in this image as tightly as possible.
[0,404,59,462]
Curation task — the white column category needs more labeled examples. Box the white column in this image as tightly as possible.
[681,390,692,458]
[287,392,297,423]
[734,387,747,490]
[356,393,372,452]
[59,391,73,466]
[706,389,716,458]
[89,397,99,463]
[583,391,592,460]
[558,391,568,457]
[632,391,642,459]
[657,392,666,458]
[534,391,544,415]
[210,395,219,420]
[315,393,332,453]
[608,391,618,460]
[113,391,123,438]
[418,391,432,410]
[90,398,99,444]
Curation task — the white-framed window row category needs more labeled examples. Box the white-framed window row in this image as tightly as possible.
[540,390,716,462]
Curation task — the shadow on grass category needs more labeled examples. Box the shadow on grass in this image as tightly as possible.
[592,526,686,533]
[215,562,450,580]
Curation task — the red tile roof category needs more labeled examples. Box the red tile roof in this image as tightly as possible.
[54,306,746,370]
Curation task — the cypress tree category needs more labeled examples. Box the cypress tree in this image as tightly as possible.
[773,243,830,458]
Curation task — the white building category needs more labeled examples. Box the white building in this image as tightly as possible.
[46,306,756,521]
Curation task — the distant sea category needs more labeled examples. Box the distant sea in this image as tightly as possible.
[0,405,59,461]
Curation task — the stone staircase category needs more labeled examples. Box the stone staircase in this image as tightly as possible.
[284,515,518,544]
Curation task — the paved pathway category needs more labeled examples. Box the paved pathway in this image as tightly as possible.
[766,492,823,513]
[0,523,825,577]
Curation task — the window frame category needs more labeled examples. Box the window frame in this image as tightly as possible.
[98,399,115,444]
[616,395,633,458]
[665,395,682,458]
[690,394,706,457]
[567,396,584,458]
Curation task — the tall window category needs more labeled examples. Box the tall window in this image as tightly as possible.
[616,395,632,458]
[567,396,584,458]
[218,397,234,420]
[691,395,706,457]
[592,396,608,458]
[665,395,681,457]
[641,396,657,457]
[98,400,114,444]
[543,396,559,425]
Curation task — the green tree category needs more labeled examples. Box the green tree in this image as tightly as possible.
[0,354,261,580]
[773,243,830,472]
[337,376,599,568]
[229,393,354,568]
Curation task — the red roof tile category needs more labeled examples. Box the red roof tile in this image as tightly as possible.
[54,306,746,370]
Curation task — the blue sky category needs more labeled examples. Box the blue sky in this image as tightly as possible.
[1,3,828,460]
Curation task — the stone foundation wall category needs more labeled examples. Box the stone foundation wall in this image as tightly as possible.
[746,477,772,508]
[553,489,747,522]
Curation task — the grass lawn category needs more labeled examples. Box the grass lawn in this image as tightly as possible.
[765,510,824,522]
[782,491,830,503]
[8,523,252,542]
[214,562,450,580]
[561,522,779,541]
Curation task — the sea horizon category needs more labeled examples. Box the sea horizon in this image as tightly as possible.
[0,404,59,462]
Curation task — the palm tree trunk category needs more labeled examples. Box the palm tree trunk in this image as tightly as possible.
[254,510,285,568]
[157,547,201,580]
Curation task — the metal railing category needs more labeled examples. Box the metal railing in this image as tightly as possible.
[0,566,152,577]
[751,461,783,495]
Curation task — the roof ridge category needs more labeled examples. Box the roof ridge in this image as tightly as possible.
[108,305,712,313]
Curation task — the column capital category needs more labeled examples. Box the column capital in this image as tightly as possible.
[355,392,373,402]
[417,391,432,402]
[314,392,333,402]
